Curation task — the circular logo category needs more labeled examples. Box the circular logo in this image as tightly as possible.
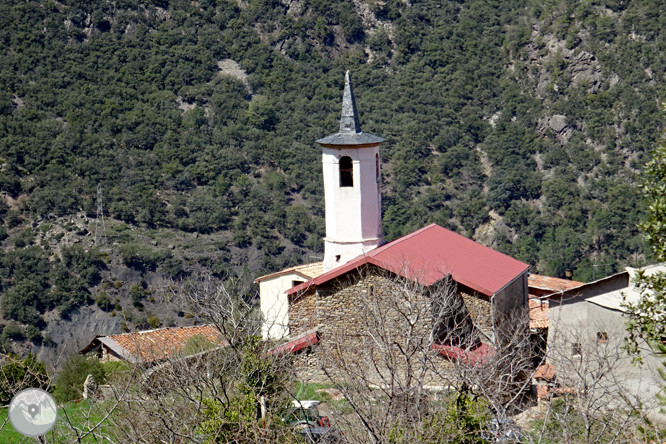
[8,388,58,437]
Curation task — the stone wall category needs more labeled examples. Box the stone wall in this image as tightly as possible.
[460,291,493,339]
[289,289,317,337]
[288,267,488,383]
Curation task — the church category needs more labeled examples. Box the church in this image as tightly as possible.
[256,72,530,378]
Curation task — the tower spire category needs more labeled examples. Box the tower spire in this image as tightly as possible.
[340,70,361,133]
[316,71,384,147]
[316,71,385,272]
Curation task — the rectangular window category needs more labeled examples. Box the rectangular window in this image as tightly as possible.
[292,280,305,288]
[597,332,608,343]
[571,343,582,356]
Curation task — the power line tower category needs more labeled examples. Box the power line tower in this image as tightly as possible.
[95,183,107,246]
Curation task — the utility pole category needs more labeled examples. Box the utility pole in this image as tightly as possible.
[95,183,107,246]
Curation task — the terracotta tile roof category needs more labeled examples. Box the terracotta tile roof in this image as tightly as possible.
[534,364,556,381]
[255,262,325,283]
[431,343,497,366]
[289,224,529,297]
[107,325,224,363]
[529,299,549,329]
[528,274,582,294]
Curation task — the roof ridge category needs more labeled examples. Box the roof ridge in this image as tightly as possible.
[108,324,216,338]
[367,224,438,257]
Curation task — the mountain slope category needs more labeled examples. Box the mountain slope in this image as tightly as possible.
[0,0,664,358]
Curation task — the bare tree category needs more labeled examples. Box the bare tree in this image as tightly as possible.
[530,319,662,444]
[290,265,535,444]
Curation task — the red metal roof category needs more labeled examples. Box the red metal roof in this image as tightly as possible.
[267,331,319,355]
[288,224,529,297]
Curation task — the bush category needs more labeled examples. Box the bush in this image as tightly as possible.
[26,324,42,343]
[2,322,24,341]
[147,315,161,329]
[96,293,113,311]
[53,354,106,402]
[0,354,49,404]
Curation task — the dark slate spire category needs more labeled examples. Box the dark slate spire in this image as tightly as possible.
[339,70,361,133]
[316,71,385,147]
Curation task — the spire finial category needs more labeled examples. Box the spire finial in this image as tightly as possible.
[340,70,361,133]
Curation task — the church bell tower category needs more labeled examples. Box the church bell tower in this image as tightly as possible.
[316,71,385,272]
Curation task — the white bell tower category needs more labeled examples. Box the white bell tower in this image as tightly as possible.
[316,71,384,272]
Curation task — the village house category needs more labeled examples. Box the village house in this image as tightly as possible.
[257,72,533,380]
[538,264,665,417]
[79,325,223,365]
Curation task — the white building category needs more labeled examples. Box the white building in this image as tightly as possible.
[256,71,385,340]
[256,263,323,340]
[545,264,666,420]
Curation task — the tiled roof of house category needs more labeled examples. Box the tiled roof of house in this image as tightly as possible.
[288,224,530,297]
[534,364,556,381]
[255,262,325,283]
[81,325,224,363]
[528,274,582,293]
[529,299,549,329]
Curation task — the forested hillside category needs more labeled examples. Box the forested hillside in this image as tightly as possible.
[0,0,665,355]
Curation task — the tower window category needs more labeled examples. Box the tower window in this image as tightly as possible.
[339,156,353,187]
[376,153,380,182]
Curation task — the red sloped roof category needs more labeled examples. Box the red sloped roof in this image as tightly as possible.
[288,224,529,297]
[266,331,319,355]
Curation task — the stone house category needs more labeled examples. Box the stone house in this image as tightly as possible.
[79,325,224,365]
[281,223,530,380]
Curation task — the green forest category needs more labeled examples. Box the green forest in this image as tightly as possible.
[0,0,665,339]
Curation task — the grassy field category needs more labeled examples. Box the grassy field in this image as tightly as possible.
[0,400,111,443]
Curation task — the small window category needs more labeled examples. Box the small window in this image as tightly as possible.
[339,156,353,187]
[375,153,380,182]
[335,255,341,262]
[292,280,305,288]
[597,332,608,343]
[571,343,582,356]
[368,285,374,296]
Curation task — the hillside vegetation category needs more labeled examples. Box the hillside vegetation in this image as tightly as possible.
[0,0,665,352]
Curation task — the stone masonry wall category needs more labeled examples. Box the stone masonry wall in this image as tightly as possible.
[289,289,317,337]
[288,267,481,383]
[460,291,493,340]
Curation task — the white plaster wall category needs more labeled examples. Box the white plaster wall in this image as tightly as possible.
[548,297,664,421]
[322,145,382,271]
[260,273,307,340]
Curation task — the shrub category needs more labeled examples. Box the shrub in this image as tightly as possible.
[53,354,106,402]
[147,315,161,329]
[26,324,42,343]
[95,293,113,311]
[0,354,49,404]
[2,322,24,340]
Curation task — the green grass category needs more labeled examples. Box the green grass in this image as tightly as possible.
[293,382,333,402]
[0,400,113,442]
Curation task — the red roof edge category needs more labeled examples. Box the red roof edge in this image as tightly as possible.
[266,331,319,355]
[431,343,497,366]
[287,256,384,296]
